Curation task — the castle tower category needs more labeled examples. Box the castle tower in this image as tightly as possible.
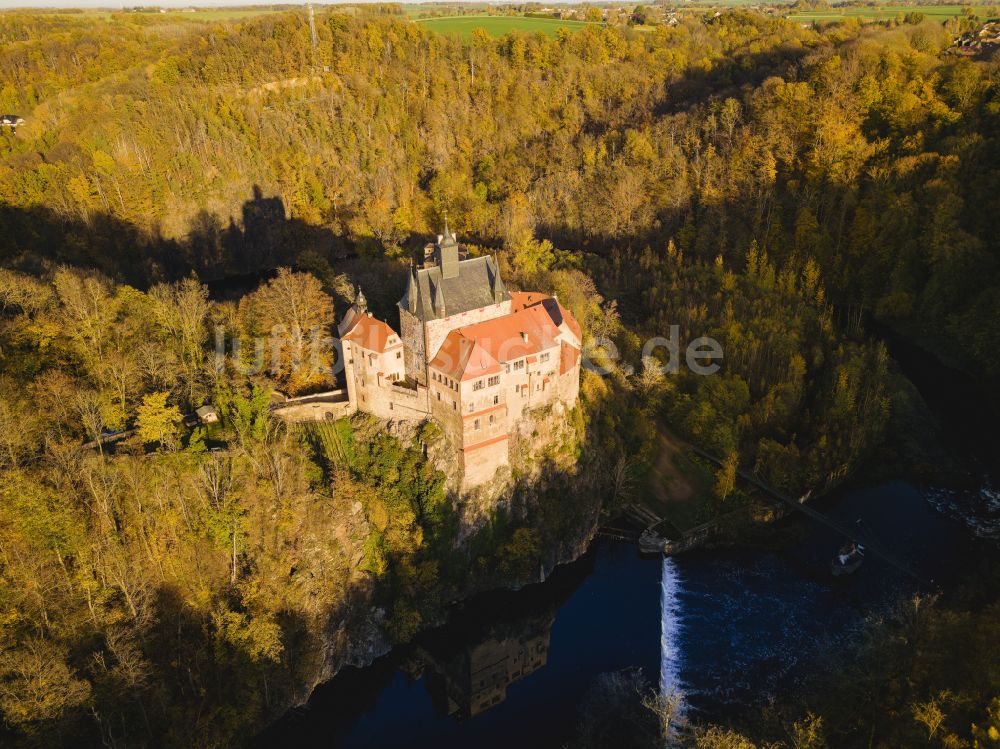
[434,218,460,279]
[398,225,513,386]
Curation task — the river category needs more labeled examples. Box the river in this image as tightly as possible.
[258,337,999,748]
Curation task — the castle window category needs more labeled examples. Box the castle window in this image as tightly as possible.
[514,360,525,371]
[540,352,550,363]
[473,380,484,391]
[453,401,457,410]
[493,394,499,405]
[489,414,494,425]
[505,364,510,374]
[474,419,480,430]
[488,375,500,387]
[437,392,441,401]
[396,351,401,359]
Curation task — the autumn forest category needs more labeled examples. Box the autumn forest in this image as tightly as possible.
[0,4,999,748]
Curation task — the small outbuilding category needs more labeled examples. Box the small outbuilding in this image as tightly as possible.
[196,405,219,424]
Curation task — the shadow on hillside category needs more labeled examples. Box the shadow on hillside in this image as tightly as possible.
[0,185,352,289]
[0,36,812,293]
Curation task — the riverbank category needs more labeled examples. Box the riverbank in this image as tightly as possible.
[258,472,999,748]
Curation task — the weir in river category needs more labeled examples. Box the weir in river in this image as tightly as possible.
[659,556,685,739]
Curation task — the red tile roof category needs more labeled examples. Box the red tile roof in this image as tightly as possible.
[341,313,400,354]
[510,292,582,343]
[429,291,583,381]
[510,291,547,312]
[429,332,503,381]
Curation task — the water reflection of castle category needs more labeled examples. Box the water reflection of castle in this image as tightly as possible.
[422,612,553,717]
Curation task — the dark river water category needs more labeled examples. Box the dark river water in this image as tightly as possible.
[259,477,997,749]
[259,335,1000,748]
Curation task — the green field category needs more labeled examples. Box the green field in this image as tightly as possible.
[788,5,992,22]
[403,4,493,18]
[416,14,594,38]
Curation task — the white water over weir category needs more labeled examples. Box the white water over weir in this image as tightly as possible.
[659,556,686,742]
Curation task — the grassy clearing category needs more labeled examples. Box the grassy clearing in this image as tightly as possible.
[788,5,990,22]
[302,419,354,470]
[416,14,594,38]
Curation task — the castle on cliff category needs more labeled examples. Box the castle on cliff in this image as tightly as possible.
[337,226,582,489]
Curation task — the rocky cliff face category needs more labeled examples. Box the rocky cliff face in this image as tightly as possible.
[282,404,605,719]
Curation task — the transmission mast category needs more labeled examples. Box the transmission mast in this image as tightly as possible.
[307,3,318,68]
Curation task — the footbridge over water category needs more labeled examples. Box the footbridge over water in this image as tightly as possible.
[682,442,930,586]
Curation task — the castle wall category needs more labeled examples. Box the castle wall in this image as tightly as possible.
[429,373,463,443]
[461,404,507,447]
[462,436,509,489]
[343,337,427,422]
[400,306,426,384]
[272,400,354,422]
[557,368,580,406]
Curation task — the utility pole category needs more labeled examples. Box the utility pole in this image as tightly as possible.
[307,2,318,69]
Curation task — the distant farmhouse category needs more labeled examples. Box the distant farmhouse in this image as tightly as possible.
[951,20,1000,57]
[337,226,583,490]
